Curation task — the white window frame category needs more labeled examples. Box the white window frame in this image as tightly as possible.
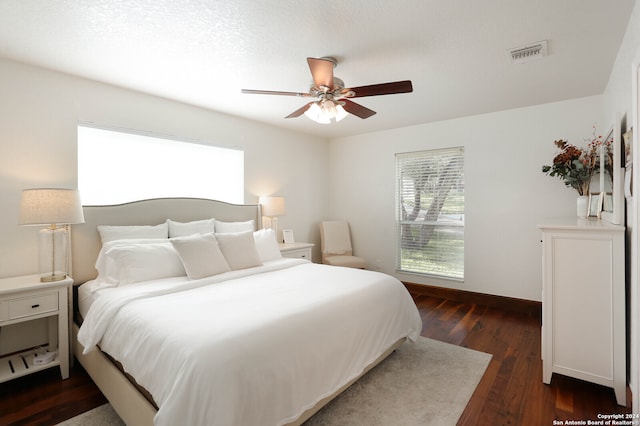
[396,147,465,280]
[77,124,244,205]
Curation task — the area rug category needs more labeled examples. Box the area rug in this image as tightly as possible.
[55,403,124,426]
[56,337,491,426]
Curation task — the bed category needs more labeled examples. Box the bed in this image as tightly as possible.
[70,198,422,426]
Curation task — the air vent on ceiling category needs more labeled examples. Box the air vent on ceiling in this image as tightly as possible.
[507,40,548,64]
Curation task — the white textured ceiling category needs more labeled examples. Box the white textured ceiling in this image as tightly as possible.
[0,0,635,138]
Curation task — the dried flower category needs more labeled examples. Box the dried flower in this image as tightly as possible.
[542,130,612,196]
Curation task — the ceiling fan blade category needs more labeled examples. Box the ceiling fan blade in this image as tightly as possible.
[285,102,314,118]
[342,99,376,119]
[342,80,413,98]
[307,57,334,89]
[241,89,312,97]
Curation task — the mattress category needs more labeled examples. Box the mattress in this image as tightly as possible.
[77,258,422,426]
[77,279,99,319]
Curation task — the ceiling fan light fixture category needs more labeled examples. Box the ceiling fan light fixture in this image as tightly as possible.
[304,102,328,124]
[335,104,348,122]
[304,99,348,124]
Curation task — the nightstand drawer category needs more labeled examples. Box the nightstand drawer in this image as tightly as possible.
[8,293,58,320]
[279,242,314,262]
[283,248,311,259]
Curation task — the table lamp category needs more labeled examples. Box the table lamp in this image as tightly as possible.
[259,196,286,240]
[20,188,85,282]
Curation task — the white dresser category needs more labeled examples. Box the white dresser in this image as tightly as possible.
[538,218,625,405]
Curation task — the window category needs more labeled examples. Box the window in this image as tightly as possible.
[396,147,464,280]
[78,125,244,205]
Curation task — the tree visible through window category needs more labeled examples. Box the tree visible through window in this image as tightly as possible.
[396,147,464,279]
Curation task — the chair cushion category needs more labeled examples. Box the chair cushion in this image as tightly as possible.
[325,255,366,269]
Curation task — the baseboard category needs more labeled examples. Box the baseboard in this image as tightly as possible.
[403,282,541,318]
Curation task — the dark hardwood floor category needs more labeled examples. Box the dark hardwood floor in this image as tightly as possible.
[0,363,106,426]
[0,293,631,425]
[413,293,632,425]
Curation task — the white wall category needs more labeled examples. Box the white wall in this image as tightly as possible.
[602,0,640,412]
[0,58,330,279]
[328,96,603,302]
[603,0,640,125]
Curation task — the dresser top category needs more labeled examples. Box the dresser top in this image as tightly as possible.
[538,217,625,232]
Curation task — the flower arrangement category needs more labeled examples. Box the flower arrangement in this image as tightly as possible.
[541,131,611,196]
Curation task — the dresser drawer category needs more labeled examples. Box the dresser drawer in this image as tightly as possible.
[7,293,58,320]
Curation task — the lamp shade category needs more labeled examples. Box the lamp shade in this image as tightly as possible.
[259,196,286,217]
[20,188,85,226]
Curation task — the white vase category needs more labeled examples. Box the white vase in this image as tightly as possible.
[577,195,589,218]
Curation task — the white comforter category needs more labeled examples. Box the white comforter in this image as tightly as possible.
[78,259,422,426]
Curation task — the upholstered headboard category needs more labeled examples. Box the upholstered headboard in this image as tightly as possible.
[71,198,262,284]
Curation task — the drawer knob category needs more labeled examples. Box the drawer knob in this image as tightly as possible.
[31,304,40,309]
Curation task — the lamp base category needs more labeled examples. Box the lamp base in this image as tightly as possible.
[40,273,67,283]
[38,227,68,283]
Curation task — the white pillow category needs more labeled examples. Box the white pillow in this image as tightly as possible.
[253,229,282,262]
[97,223,168,244]
[215,231,263,270]
[170,233,231,279]
[103,242,186,285]
[167,218,216,238]
[215,220,254,233]
[95,238,167,285]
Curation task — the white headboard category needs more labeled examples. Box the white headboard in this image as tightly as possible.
[71,198,262,284]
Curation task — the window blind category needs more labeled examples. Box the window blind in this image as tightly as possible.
[396,147,464,279]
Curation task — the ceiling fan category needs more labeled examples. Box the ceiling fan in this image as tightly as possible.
[241,57,413,124]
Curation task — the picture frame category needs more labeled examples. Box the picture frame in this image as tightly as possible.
[282,228,294,244]
[602,192,613,212]
[624,127,633,198]
[599,112,624,224]
[588,192,603,217]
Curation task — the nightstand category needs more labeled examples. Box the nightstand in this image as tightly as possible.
[0,275,72,383]
[279,242,314,261]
